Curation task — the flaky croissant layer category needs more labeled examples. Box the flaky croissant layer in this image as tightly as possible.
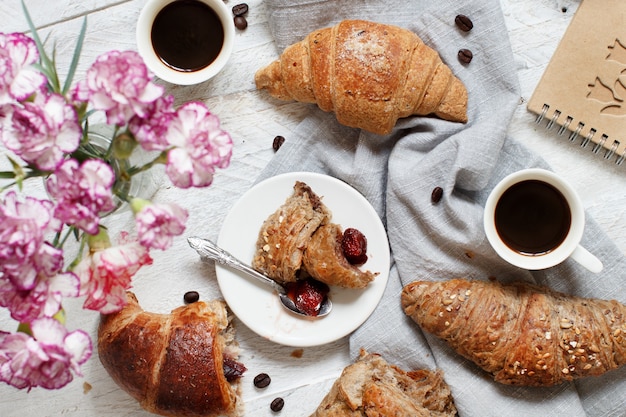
[255,20,468,135]
[402,278,626,386]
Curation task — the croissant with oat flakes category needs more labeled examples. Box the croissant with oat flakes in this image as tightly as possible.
[401,278,626,386]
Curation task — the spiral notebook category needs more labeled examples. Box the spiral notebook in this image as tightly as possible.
[527,0,626,165]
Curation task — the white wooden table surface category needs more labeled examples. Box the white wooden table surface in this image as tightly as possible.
[0,0,624,416]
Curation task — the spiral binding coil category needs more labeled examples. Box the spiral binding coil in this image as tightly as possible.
[536,104,624,165]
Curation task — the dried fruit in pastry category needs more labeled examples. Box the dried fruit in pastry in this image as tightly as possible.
[255,19,468,135]
[98,292,245,417]
[303,223,378,289]
[310,349,457,416]
[402,278,626,386]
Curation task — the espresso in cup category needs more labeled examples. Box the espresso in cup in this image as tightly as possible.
[484,168,603,273]
[494,179,571,255]
[136,0,234,85]
[151,0,224,72]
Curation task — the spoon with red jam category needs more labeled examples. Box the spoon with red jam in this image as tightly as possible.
[187,237,332,318]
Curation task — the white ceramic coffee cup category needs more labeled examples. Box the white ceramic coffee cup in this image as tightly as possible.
[136,0,235,85]
[484,168,603,273]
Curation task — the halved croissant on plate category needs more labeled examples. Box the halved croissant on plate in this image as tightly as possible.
[252,181,331,284]
[310,349,457,416]
[401,278,626,386]
[98,292,245,417]
[252,181,378,289]
[255,19,468,135]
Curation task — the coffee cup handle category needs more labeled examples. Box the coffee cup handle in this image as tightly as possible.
[570,245,603,273]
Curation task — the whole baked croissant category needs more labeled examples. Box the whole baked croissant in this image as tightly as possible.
[255,19,468,135]
[401,278,626,386]
[98,292,245,417]
[311,349,457,416]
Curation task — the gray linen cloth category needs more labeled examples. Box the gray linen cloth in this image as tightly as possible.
[255,0,626,415]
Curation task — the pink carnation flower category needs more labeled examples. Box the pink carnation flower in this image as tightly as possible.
[0,271,79,323]
[1,92,81,171]
[0,32,47,105]
[46,159,117,235]
[165,101,233,188]
[129,94,176,151]
[73,50,163,126]
[73,233,152,314]
[133,200,188,250]
[0,317,92,390]
[0,192,62,291]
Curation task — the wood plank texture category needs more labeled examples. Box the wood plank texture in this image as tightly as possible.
[0,0,624,416]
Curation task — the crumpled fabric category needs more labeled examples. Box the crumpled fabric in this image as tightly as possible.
[256,1,626,415]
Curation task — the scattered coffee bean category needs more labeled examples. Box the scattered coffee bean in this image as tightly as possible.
[454,14,473,32]
[458,48,473,64]
[234,15,248,30]
[184,291,200,304]
[253,372,271,388]
[270,397,284,412]
[232,3,249,16]
[272,135,285,151]
[431,186,444,203]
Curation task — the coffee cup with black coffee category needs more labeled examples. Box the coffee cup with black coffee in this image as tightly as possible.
[484,168,603,273]
[136,0,235,85]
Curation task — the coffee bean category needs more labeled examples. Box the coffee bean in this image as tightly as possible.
[431,186,443,204]
[455,14,473,32]
[458,48,473,64]
[253,372,271,388]
[232,3,249,16]
[234,15,248,30]
[272,135,285,151]
[184,291,199,304]
[270,397,284,412]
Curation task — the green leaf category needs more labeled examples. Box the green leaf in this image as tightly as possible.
[21,0,60,93]
[63,17,87,95]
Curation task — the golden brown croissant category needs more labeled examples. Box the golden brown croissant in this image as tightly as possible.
[310,349,457,416]
[98,292,245,417]
[303,223,378,289]
[401,278,626,386]
[255,19,468,135]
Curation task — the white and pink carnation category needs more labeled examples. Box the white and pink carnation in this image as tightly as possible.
[0,32,47,105]
[0,192,62,291]
[134,200,188,250]
[165,101,233,188]
[73,50,163,126]
[46,159,117,235]
[0,93,80,171]
[0,318,92,390]
[73,233,152,314]
[129,94,176,151]
[0,271,79,323]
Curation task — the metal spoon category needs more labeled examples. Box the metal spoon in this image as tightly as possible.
[187,236,332,318]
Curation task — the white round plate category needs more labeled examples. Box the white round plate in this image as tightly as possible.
[216,172,390,347]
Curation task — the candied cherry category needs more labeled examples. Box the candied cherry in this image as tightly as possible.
[285,278,330,317]
[341,227,368,265]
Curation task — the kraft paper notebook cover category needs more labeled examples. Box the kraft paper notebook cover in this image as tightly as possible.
[527,0,626,165]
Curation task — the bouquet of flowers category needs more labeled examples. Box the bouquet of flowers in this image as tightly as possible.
[0,4,232,391]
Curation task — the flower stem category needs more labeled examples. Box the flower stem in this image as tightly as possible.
[127,152,168,176]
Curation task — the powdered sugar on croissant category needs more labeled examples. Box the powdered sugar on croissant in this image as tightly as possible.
[255,20,468,135]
